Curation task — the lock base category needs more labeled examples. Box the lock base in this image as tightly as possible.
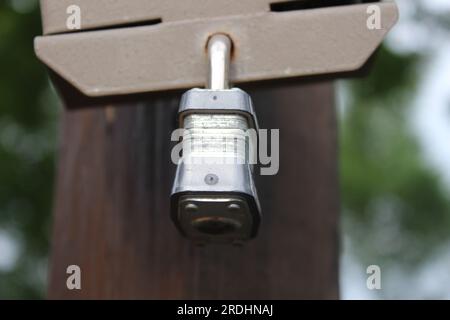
[171,192,261,244]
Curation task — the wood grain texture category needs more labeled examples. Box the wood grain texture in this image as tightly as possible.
[48,81,339,299]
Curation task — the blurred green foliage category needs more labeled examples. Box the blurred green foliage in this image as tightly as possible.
[340,46,450,271]
[0,1,59,298]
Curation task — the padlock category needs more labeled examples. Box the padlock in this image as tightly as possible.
[170,35,261,244]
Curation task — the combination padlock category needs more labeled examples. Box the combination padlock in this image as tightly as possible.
[171,35,261,245]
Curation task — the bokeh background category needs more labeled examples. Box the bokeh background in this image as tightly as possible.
[0,0,449,299]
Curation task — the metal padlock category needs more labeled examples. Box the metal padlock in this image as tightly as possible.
[171,35,261,245]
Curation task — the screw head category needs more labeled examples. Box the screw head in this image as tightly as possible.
[204,173,219,185]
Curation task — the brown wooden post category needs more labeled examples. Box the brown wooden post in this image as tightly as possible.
[48,80,339,299]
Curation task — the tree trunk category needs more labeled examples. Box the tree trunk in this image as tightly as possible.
[48,81,340,299]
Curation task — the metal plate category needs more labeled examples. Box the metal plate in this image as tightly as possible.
[35,1,398,97]
[40,0,287,35]
[177,196,254,244]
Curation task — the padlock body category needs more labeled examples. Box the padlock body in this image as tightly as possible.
[171,88,261,244]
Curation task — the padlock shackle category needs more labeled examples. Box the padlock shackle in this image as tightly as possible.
[207,34,232,90]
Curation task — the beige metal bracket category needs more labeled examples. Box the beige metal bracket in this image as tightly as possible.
[35,1,398,97]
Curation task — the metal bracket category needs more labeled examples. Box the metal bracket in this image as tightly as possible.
[35,1,398,97]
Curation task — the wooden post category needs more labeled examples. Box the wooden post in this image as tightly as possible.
[48,81,339,299]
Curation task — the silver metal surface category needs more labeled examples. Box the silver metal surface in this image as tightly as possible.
[172,91,260,198]
[178,196,254,243]
[207,34,232,90]
[170,34,260,244]
[171,111,258,197]
[182,114,249,164]
[171,95,261,243]
[172,106,260,244]
[178,88,258,129]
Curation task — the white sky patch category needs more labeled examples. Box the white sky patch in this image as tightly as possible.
[341,0,450,299]
[0,230,20,272]
[410,44,450,190]
[421,0,450,13]
[386,0,429,54]
[380,244,450,299]
[340,236,379,300]
[411,245,450,299]
[387,0,450,54]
